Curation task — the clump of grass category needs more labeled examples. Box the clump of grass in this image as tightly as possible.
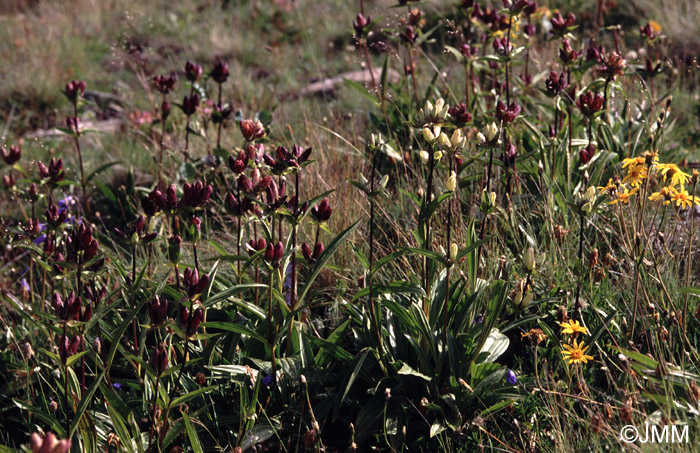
[1,0,700,451]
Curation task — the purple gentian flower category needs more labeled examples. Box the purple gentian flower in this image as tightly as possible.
[20,279,30,292]
[283,262,293,306]
[262,375,274,386]
[506,369,517,385]
[58,195,76,214]
[112,382,123,390]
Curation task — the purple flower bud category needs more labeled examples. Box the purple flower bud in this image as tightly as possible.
[148,296,169,325]
[153,74,177,94]
[161,99,171,121]
[449,103,472,126]
[228,151,248,174]
[353,13,370,37]
[181,180,213,209]
[187,307,203,336]
[274,241,284,261]
[576,91,604,117]
[240,119,266,141]
[311,198,333,222]
[313,242,324,259]
[211,60,229,84]
[496,101,522,123]
[181,93,200,116]
[579,144,596,165]
[506,369,517,385]
[302,242,312,261]
[185,61,203,82]
[151,343,168,375]
[166,184,178,210]
[65,79,86,103]
[264,243,275,262]
[168,235,182,264]
[1,144,21,165]
[402,25,417,44]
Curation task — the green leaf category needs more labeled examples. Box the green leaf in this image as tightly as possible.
[171,385,218,408]
[70,299,146,437]
[86,161,120,183]
[333,348,370,421]
[352,281,425,302]
[398,247,446,266]
[679,286,700,296]
[202,321,269,347]
[588,309,616,345]
[343,78,380,106]
[182,412,204,453]
[480,399,516,418]
[95,181,118,204]
[615,347,659,369]
[311,320,352,367]
[397,363,431,381]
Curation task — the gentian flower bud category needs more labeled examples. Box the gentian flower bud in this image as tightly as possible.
[353,13,370,37]
[576,91,604,117]
[274,241,284,261]
[264,243,275,262]
[211,60,229,84]
[148,296,168,325]
[1,144,21,165]
[185,61,203,82]
[240,119,266,141]
[181,93,200,116]
[496,101,522,123]
[184,267,210,298]
[151,343,169,375]
[311,198,332,222]
[579,144,596,165]
[64,79,86,103]
[228,150,248,174]
[30,432,72,453]
[302,242,312,261]
[153,74,176,94]
[168,235,182,264]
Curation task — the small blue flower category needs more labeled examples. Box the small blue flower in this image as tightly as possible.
[506,369,517,385]
[262,375,274,386]
[283,262,293,306]
[112,382,123,390]
[474,314,484,324]
[20,279,30,292]
[58,195,76,214]
[33,234,47,245]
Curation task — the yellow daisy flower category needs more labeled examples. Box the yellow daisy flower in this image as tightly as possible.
[597,178,617,195]
[656,163,691,187]
[648,20,662,34]
[669,186,700,210]
[648,186,672,204]
[621,156,645,169]
[562,338,594,365]
[622,164,647,187]
[560,320,589,335]
[609,187,638,205]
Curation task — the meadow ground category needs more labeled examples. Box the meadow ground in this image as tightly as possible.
[1,0,700,451]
